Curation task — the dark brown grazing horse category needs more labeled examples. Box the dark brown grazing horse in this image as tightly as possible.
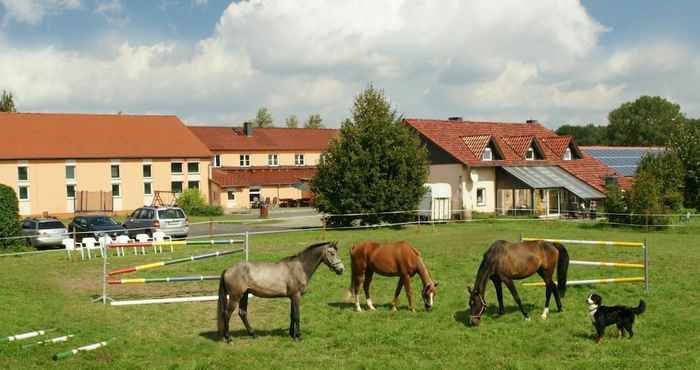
[349,240,438,312]
[467,240,569,326]
[217,241,344,341]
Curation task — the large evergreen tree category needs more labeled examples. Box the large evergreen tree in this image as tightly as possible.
[0,184,22,250]
[311,86,428,226]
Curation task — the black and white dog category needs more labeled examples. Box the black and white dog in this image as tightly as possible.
[587,293,645,343]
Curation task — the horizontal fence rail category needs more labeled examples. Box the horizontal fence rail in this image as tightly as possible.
[108,275,220,285]
[110,296,218,306]
[107,248,244,276]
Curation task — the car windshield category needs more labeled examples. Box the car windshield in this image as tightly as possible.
[88,217,118,226]
[38,221,65,229]
[158,209,185,219]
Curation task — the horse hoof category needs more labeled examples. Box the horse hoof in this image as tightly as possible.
[355,307,363,312]
[391,306,397,312]
[524,316,531,321]
[224,337,232,344]
[540,314,548,320]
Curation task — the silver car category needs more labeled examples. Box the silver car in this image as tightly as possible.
[21,218,67,248]
[123,207,189,239]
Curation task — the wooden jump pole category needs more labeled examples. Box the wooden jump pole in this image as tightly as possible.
[108,275,219,285]
[107,248,243,276]
[107,239,244,249]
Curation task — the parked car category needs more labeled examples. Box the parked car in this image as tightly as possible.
[67,215,126,242]
[21,218,67,248]
[122,206,189,239]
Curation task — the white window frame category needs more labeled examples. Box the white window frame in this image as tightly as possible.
[476,188,486,207]
[171,181,183,194]
[227,191,236,200]
[65,164,76,181]
[111,183,121,198]
[187,162,200,174]
[110,164,120,179]
[268,153,279,166]
[294,153,305,166]
[481,147,492,161]
[563,147,572,161]
[249,188,261,203]
[143,164,152,179]
[17,165,29,181]
[171,162,184,174]
[240,154,251,167]
[188,180,200,189]
[18,185,29,201]
[66,184,76,200]
[212,154,221,168]
[144,181,153,196]
[526,147,535,160]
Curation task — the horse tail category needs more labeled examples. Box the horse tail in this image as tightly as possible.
[345,245,358,302]
[631,300,646,316]
[217,270,229,337]
[554,243,569,298]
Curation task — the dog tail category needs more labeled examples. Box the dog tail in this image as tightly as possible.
[554,243,569,298]
[631,300,646,315]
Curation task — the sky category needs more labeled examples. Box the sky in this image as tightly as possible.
[1,0,699,128]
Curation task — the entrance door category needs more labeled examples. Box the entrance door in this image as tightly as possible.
[547,189,560,216]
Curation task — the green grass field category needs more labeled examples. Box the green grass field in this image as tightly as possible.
[1,220,699,369]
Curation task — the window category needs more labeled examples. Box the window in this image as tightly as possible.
[171,181,183,193]
[17,166,28,181]
[227,191,236,200]
[212,154,221,168]
[239,154,250,167]
[476,188,486,206]
[65,165,75,180]
[144,182,152,195]
[18,186,29,200]
[188,181,199,189]
[143,164,152,178]
[158,208,185,219]
[111,164,120,179]
[526,147,535,160]
[268,153,279,166]
[171,162,183,174]
[249,188,261,203]
[187,162,199,173]
[294,153,305,166]
[66,184,76,199]
[111,183,121,197]
[563,148,572,161]
[481,147,493,161]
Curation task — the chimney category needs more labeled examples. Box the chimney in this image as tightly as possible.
[243,121,253,136]
[448,116,463,122]
[526,119,538,124]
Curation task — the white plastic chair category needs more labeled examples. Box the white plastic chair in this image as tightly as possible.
[153,231,173,253]
[81,237,101,259]
[115,235,135,256]
[135,233,155,254]
[62,238,84,260]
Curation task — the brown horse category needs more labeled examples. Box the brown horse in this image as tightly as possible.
[467,240,569,326]
[349,240,438,312]
[217,241,344,341]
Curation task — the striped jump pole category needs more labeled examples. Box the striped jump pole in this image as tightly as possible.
[1,329,55,343]
[569,260,644,269]
[107,239,244,249]
[22,335,74,349]
[108,248,243,276]
[109,275,220,285]
[521,237,644,248]
[53,339,114,360]
[523,277,644,287]
[110,296,218,306]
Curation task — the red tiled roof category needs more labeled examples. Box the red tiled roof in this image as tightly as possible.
[212,166,317,188]
[501,136,535,157]
[541,136,573,158]
[189,126,339,152]
[0,112,212,159]
[405,118,628,192]
[462,135,491,158]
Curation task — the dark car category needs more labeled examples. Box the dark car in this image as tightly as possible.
[67,215,126,241]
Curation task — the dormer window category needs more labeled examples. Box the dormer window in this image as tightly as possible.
[526,147,535,160]
[482,147,493,161]
[563,148,572,161]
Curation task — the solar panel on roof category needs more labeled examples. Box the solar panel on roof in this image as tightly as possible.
[582,147,665,177]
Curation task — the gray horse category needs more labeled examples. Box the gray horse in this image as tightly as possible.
[217,241,344,341]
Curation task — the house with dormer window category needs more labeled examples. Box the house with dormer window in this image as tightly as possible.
[406,118,630,217]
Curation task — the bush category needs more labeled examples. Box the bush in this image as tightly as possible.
[176,189,224,217]
[0,184,23,250]
[603,184,628,224]
[311,86,429,226]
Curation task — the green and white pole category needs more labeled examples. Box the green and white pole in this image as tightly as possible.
[22,334,74,349]
[53,338,114,360]
[0,329,55,343]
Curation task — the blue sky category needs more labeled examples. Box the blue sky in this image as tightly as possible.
[1,1,698,128]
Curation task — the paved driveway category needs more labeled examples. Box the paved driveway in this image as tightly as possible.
[188,208,323,238]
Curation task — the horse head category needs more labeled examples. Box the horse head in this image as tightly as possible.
[321,241,345,275]
[467,286,486,326]
[421,281,439,311]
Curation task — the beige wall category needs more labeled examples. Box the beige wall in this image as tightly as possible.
[426,164,497,214]
[427,163,465,212]
[216,151,322,167]
[218,185,304,211]
[0,158,209,217]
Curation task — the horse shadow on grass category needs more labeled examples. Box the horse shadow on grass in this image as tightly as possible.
[327,302,422,311]
[453,304,535,327]
[199,328,289,342]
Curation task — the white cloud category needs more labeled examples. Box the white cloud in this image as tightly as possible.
[1,0,699,127]
[94,0,128,26]
[193,0,207,6]
[0,0,80,25]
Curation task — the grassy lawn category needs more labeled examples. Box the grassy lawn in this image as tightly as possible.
[1,220,698,369]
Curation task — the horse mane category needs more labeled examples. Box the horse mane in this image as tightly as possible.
[282,241,333,261]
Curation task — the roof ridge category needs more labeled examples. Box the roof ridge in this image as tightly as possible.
[0,112,178,118]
